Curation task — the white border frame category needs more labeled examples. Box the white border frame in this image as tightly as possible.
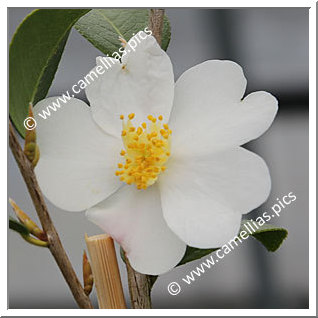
[3,1,316,316]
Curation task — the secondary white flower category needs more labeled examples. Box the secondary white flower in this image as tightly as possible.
[34,32,278,275]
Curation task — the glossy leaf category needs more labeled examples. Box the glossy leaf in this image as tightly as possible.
[9,217,49,247]
[243,221,288,252]
[177,221,288,266]
[75,9,171,55]
[9,9,90,137]
[9,217,30,235]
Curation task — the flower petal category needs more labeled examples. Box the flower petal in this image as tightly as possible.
[169,60,278,157]
[86,32,174,137]
[34,97,121,212]
[86,184,186,275]
[159,147,271,248]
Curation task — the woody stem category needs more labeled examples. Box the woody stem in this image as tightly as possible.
[124,8,165,309]
[9,121,93,309]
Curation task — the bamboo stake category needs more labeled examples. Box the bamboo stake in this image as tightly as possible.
[85,234,126,309]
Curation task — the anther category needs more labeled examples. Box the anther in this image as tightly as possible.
[116,114,171,189]
[137,127,143,135]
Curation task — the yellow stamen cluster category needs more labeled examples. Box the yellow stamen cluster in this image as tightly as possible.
[115,113,172,189]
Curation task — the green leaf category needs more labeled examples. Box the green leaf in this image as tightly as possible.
[177,221,288,266]
[9,9,90,137]
[9,217,49,247]
[74,9,171,55]
[9,217,29,235]
[178,246,218,267]
[241,220,288,252]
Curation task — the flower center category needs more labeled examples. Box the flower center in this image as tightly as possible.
[115,113,172,190]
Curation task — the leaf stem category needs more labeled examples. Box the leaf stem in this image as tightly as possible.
[21,233,49,247]
[9,121,93,309]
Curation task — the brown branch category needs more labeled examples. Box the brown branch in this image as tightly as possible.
[122,9,166,309]
[9,121,93,309]
[124,256,152,309]
[148,9,165,46]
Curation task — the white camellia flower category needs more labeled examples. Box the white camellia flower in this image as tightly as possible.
[34,32,278,275]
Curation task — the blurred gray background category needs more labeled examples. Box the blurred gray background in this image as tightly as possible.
[8,8,309,309]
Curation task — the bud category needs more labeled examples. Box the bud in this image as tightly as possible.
[24,103,40,167]
[83,250,94,296]
[9,198,47,241]
[119,36,127,47]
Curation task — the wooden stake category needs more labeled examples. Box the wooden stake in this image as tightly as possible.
[85,234,126,309]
